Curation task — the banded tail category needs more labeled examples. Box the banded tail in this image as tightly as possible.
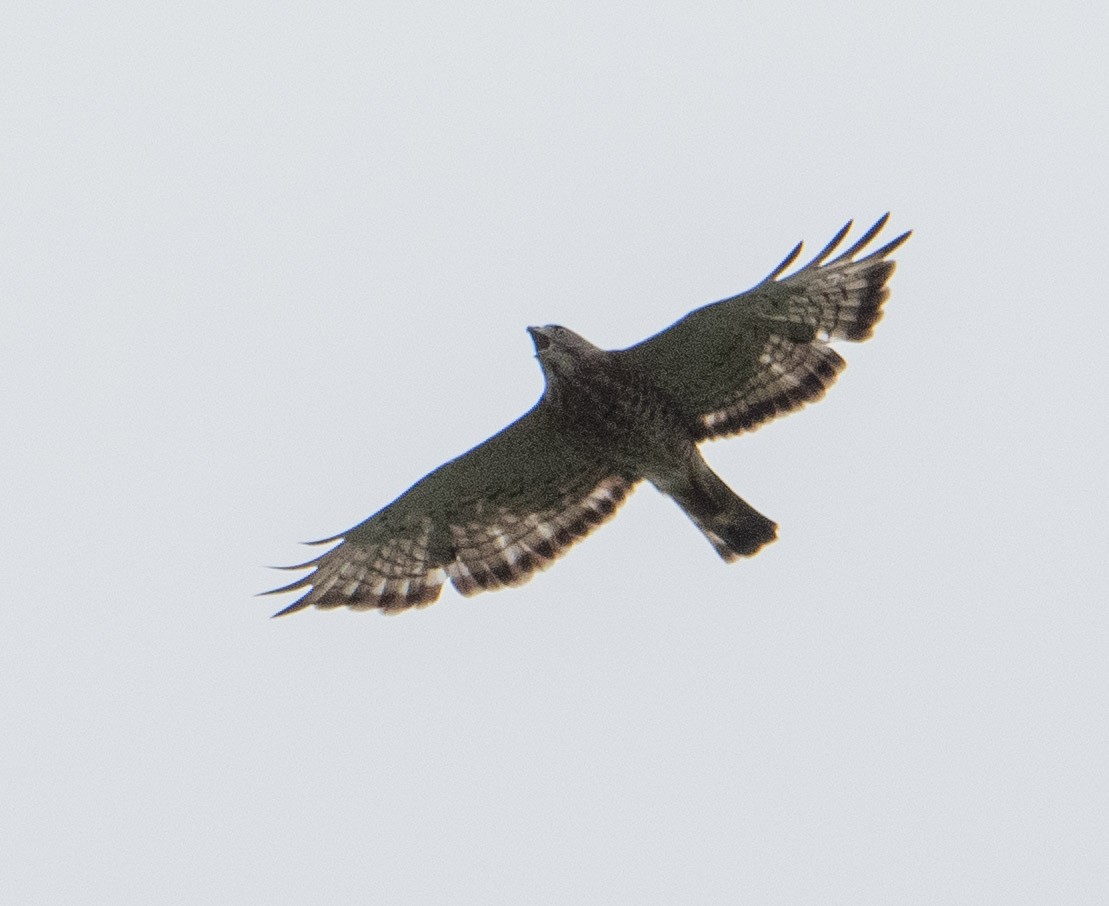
[665,459,778,562]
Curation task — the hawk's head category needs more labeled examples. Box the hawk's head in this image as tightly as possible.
[528,325,603,384]
[527,323,598,365]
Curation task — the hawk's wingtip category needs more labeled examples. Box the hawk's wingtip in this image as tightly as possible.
[765,240,804,282]
[302,533,345,546]
[270,604,301,618]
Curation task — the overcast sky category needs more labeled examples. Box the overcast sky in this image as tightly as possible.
[3,2,1107,903]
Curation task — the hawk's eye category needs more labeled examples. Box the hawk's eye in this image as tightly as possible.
[533,332,551,351]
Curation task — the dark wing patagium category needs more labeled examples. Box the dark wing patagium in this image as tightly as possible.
[265,406,633,615]
[616,214,910,440]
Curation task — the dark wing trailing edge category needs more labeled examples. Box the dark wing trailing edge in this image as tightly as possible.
[617,214,910,441]
[263,406,634,616]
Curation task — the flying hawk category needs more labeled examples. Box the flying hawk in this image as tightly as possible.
[267,215,910,615]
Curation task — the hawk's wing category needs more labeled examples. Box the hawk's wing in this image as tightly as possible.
[265,405,633,615]
[617,215,910,441]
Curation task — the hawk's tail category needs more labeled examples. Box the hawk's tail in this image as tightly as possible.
[669,462,778,562]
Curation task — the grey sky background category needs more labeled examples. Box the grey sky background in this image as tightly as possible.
[3,2,1107,902]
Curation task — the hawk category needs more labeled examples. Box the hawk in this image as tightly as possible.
[267,215,909,615]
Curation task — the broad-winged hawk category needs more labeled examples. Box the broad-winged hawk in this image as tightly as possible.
[267,215,910,615]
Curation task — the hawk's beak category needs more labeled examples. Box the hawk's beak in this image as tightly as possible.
[527,326,551,352]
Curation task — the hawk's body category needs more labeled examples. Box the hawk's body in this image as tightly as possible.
[267,215,910,615]
[532,326,778,562]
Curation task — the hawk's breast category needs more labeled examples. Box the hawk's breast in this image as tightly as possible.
[548,350,697,478]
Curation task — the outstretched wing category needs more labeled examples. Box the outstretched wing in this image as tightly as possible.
[617,215,910,441]
[264,405,634,615]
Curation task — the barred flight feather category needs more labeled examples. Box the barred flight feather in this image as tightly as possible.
[266,476,633,614]
[698,338,845,439]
